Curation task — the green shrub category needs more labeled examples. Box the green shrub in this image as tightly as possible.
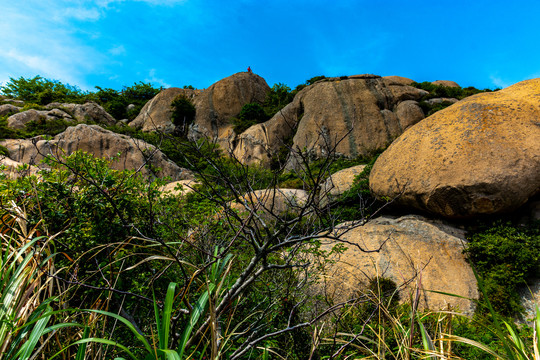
[92,82,161,120]
[232,102,269,134]
[0,76,87,104]
[171,94,196,135]
[24,118,71,137]
[464,221,540,316]
[263,83,294,117]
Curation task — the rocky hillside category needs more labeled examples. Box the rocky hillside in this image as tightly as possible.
[0,72,538,318]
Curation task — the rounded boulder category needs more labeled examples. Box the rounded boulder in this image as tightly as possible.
[370,78,540,218]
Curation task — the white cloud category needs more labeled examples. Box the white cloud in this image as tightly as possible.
[145,69,171,88]
[57,6,102,21]
[109,45,127,56]
[489,75,511,89]
[0,48,94,89]
[95,0,187,7]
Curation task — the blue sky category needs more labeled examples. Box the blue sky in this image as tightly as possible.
[1,0,538,92]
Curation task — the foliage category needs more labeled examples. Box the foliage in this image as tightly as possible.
[62,251,233,360]
[0,75,162,121]
[232,102,269,134]
[412,81,500,115]
[0,114,71,140]
[262,83,294,117]
[0,76,87,105]
[171,94,196,136]
[0,203,79,359]
[464,221,540,316]
[0,75,537,359]
[91,82,161,120]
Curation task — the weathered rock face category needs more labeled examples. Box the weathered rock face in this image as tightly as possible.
[432,80,460,88]
[425,97,459,105]
[129,88,201,133]
[1,124,193,181]
[160,179,199,197]
[7,109,52,130]
[520,278,540,319]
[46,102,116,125]
[1,98,24,106]
[383,75,415,86]
[319,164,367,206]
[233,100,301,166]
[233,75,427,167]
[0,104,20,117]
[230,188,309,222]
[370,78,540,218]
[395,100,425,130]
[319,215,478,313]
[0,157,39,179]
[6,102,115,130]
[190,72,270,151]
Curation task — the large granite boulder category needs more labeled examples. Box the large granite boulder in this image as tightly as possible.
[0,124,193,181]
[319,164,367,206]
[128,87,201,133]
[229,188,309,223]
[0,157,39,179]
[160,179,200,197]
[190,72,270,151]
[7,109,51,130]
[319,215,478,313]
[432,80,460,88]
[233,75,427,167]
[46,101,116,125]
[6,102,116,130]
[383,75,415,86]
[0,104,20,117]
[370,78,540,218]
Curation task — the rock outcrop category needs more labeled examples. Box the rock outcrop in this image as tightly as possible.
[425,97,459,105]
[160,179,199,197]
[230,188,309,222]
[0,104,20,117]
[0,157,39,179]
[190,72,270,151]
[45,102,116,125]
[319,164,367,206]
[0,124,192,181]
[6,102,115,130]
[7,108,77,130]
[432,80,460,88]
[319,215,478,313]
[370,78,540,218]
[129,88,201,133]
[233,75,427,167]
[383,75,415,86]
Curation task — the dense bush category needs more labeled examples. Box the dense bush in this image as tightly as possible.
[91,82,161,120]
[1,75,538,360]
[412,82,500,115]
[0,76,162,121]
[0,75,87,104]
[464,221,540,316]
[263,83,294,117]
[171,94,196,136]
[232,102,269,134]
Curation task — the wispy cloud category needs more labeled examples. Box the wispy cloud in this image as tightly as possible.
[109,45,127,56]
[56,6,102,22]
[145,69,171,88]
[489,75,511,89]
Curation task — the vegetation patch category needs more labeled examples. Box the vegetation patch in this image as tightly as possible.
[464,220,540,317]
[171,94,196,136]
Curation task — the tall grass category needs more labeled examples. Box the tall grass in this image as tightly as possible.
[0,201,74,359]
